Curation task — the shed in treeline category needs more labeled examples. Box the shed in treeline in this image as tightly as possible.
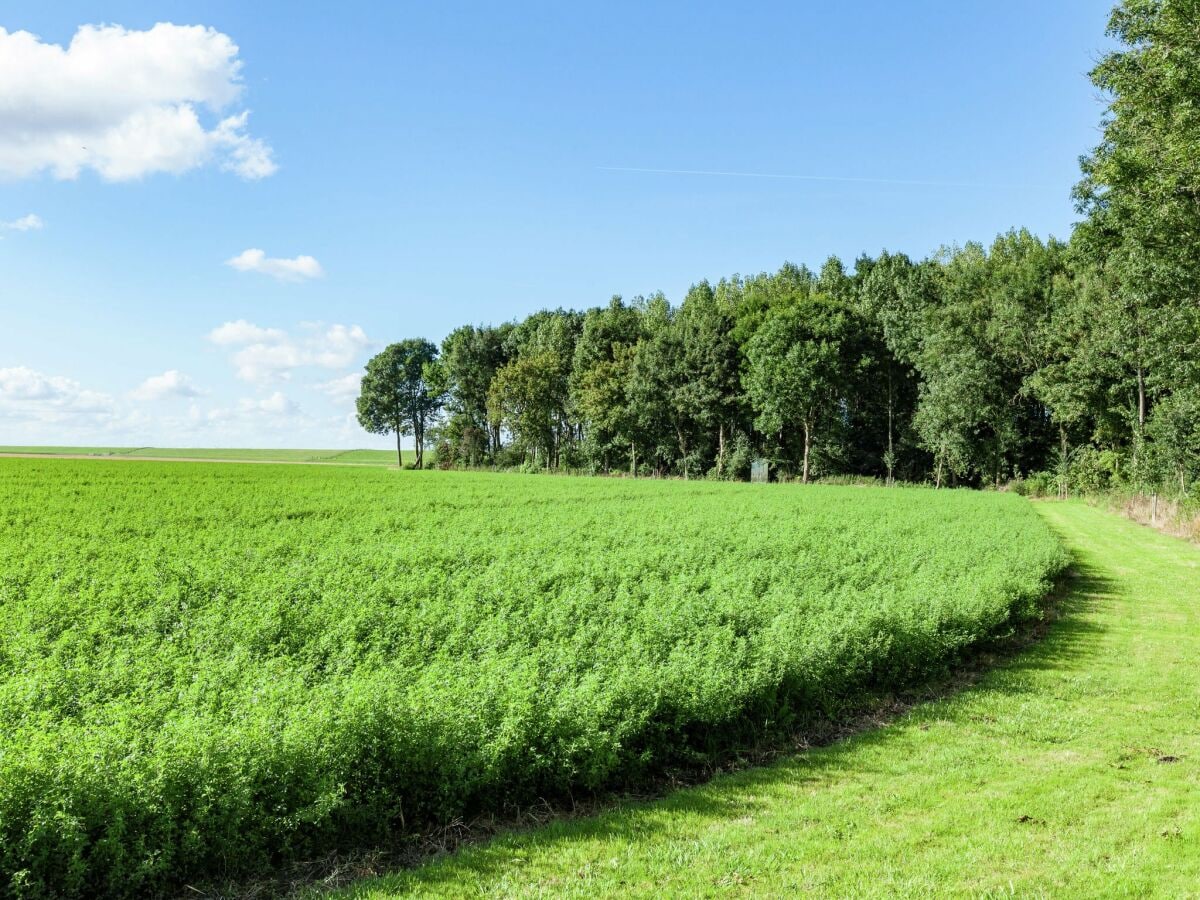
[750,459,769,483]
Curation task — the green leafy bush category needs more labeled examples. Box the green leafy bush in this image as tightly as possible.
[1069,447,1123,494]
[0,460,1066,896]
[1024,471,1058,497]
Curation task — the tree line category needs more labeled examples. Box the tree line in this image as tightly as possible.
[358,0,1200,497]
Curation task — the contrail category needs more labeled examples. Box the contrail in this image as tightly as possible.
[597,165,999,189]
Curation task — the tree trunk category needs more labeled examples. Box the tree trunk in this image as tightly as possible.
[802,421,811,484]
[1131,366,1147,473]
[630,441,636,478]
[1136,367,1146,429]
[717,423,726,478]
[886,368,895,487]
[395,429,403,468]
[1059,424,1069,500]
[935,454,944,489]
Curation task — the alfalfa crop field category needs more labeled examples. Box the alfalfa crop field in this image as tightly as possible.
[0,458,1067,896]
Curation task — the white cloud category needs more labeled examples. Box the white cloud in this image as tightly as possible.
[203,391,301,425]
[311,324,369,367]
[241,391,297,415]
[225,248,323,282]
[130,369,201,401]
[208,319,286,346]
[208,320,371,383]
[0,366,389,448]
[2,213,43,231]
[0,365,116,424]
[0,23,276,181]
[319,372,363,399]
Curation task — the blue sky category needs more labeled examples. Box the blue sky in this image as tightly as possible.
[0,1,1113,448]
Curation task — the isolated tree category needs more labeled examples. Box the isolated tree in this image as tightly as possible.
[356,339,444,467]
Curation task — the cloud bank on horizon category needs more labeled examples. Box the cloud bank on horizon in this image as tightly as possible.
[0,317,374,446]
[0,23,276,181]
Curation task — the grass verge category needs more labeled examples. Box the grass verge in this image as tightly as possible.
[327,502,1200,898]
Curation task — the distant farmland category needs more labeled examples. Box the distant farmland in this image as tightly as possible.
[0,445,411,465]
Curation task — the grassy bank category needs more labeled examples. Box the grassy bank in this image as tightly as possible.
[336,502,1200,897]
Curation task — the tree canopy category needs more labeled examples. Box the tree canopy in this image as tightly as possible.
[356,339,443,467]
[377,0,1200,498]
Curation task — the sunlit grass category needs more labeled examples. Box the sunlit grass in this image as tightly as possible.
[333,502,1200,897]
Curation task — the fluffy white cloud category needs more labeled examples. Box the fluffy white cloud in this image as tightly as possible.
[0,23,276,181]
[202,391,301,425]
[208,320,371,383]
[130,369,201,401]
[0,365,387,448]
[241,391,297,415]
[208,319,286,346]
[2,213,43,231]
[0,366,116,424]
[311,324,369,367]
[225,248,323,282]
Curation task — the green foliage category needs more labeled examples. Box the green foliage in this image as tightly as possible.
[743,298,847,483]
[1072,0,1200,488]
[341,503,1200,898]
[357,340,444,468]
[439,323,511,464]
[0,459,1066,896]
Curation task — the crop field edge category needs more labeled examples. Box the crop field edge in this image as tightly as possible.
[326,502,1200,897]
[221,554,1079,899]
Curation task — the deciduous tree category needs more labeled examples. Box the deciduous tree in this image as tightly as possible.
[356,339,444,468]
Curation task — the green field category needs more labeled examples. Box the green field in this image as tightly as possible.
[0,459,1065,896]
[340,503,1200,898]
[0,446,411,465]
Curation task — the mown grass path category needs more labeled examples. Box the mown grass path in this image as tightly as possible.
[339,502,1200,897]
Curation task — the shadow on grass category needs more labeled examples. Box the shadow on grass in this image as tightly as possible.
[300,551,1115,898]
